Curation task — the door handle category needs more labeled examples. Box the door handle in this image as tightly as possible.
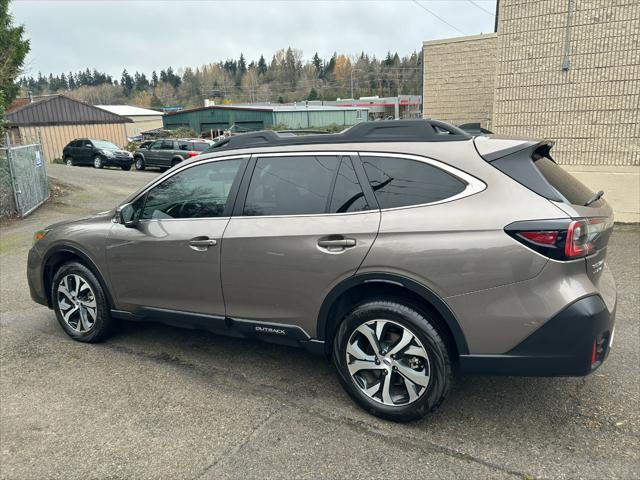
[188,237,217,250]
[317,238,357,249]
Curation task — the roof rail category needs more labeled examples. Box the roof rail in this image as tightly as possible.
[208,119,471,151]
[458,122,494,135]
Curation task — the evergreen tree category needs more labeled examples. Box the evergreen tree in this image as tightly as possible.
[312,52,322,75]
[67,72,76,89]
[257,55,267,75]
[307,88,319,101]
[121,69,134,96]
[238,53,247,77]
[151,70,158,88]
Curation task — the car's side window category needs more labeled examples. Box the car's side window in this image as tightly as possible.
[161,140,175,150]
[243,155,340,216]
[361,155,467,209]
[140,159,243,220]
[150,141,163,150]
[83,141,92,148]
[329,157,371,213]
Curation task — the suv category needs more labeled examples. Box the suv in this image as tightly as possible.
[62,138,133,170]
[133,138,211,171]
[28,120,616,421]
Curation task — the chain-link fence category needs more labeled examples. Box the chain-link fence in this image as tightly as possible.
[0,136,49,218]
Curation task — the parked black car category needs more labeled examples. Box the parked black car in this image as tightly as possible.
[133,139,212,171]
[63,139,134,170]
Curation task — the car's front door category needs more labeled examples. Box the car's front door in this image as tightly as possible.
[159,140,176,167]
[106,156,247,319]
[79,139,94,164]
[221,153,380,338]
[146,140,163,166]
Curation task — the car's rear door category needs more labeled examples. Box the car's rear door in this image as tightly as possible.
[107,156,248,319]
[160,140,176,167]
[220,153,380,339]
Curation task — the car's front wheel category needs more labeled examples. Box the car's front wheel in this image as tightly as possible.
[51,262,116,342]
[93,155,104,169]
[121,165,131,171]
[134,157,145,170]
[64,156,74,166]
[333,301,452,421]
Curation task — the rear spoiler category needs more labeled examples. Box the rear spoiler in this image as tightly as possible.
[457,122,493,135]
[474,137,564,202]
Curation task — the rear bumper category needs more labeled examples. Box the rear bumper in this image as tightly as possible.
[459,295,615,376]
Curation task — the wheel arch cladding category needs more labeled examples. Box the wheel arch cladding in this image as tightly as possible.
[43,246,114,309]
[317,273,469,358]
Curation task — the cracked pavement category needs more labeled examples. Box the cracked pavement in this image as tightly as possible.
[1,164,638,479]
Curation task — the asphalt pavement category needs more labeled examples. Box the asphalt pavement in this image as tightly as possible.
[1,163,638,479]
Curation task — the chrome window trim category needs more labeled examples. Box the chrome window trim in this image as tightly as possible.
[129,154,249,202]
[122,155,248,222]
[359,151,487,212]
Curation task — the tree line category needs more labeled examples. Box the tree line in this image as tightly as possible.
[18,48,422,109]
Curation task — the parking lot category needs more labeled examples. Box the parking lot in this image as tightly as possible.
[1,164,638,479]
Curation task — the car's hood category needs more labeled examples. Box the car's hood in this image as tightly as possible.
[44,210,114,231]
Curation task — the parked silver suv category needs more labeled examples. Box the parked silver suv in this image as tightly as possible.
[27,120,616,421]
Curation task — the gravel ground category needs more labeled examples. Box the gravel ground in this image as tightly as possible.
[1,163,638,479]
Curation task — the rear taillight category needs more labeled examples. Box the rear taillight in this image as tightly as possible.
[187,151,199,158]
[505,218,607,261]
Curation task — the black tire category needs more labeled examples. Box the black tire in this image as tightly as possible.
[93,155,104,169]
[121,165,131,171]
[51,262,116,343]
[333,301,452,422]
[134,156,145,171]
[171,158,182,168]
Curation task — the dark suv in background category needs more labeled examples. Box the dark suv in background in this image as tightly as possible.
[63,139,133,170]
[133,139,212,171]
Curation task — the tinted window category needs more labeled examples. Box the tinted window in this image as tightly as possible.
[534,157,595,206]
[161,140,175,150]
[330,157,370,213]
[150,141,163,150]
[192,142,210,152]
[244,155,339,216]
[177,141,191,151]
[361,156,466,209]
[141,159,242,219]
[82,140,93,148]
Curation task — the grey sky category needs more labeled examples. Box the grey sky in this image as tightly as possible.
[11,0,496,78]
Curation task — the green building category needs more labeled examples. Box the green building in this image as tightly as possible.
[163,104,368,136]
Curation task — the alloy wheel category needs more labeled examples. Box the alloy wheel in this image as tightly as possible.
[94,156,102,168]
[346,319,430,406]
[65,158,73,166]
[56,274,97,333]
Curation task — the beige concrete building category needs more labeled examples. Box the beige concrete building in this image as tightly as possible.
[423,1,639,222]
[423,34,497,129]
[95,105,164,138]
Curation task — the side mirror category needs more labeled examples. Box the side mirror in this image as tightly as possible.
[116,203,139,228]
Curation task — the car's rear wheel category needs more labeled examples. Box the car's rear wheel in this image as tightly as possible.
[121,165,131,171]
[65,156,74,166]
[134,157,145,170]
[171,158,182,168]
[93,155,104,169]
[333,301,452,422]
[51,262,116,342]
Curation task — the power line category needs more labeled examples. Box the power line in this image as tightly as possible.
[466,0,494,16]
[411,0,467,35]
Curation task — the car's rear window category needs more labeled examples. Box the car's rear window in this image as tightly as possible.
[192,143,209,152]
[534,157,595,206]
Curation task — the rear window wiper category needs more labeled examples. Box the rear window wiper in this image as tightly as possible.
[584,190,604,206]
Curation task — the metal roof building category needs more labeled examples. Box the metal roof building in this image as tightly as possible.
[96,105,164,138]
[163,104,368,136]
[6,94,130,162]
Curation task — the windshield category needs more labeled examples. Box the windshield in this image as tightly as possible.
[93,140,119,150]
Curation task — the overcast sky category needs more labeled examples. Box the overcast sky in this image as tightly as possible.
[12,0,497,78]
